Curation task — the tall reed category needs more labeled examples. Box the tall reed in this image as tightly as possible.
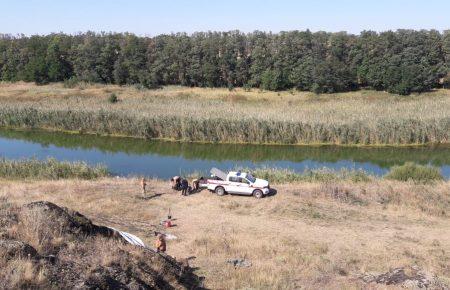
[0,105,448,145]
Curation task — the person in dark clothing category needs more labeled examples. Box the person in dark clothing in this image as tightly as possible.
[181,178,189,196]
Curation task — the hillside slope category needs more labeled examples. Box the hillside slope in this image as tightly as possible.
[0,200,202,289]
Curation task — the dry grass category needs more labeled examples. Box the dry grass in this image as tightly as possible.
[0,257,47,289]
[0,82,449,144]
[1,82,449,123]
[1,177,449,289]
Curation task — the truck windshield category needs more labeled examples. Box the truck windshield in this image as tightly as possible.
[247,174,256,183]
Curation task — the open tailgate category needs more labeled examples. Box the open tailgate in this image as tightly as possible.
[210,167,227,180]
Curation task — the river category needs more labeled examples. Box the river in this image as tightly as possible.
[0,129,449,179]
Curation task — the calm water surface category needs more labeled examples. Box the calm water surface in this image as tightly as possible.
[0,129,449,179]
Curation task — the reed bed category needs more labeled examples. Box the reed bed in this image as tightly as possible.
[0,158,109,180]
[182,164,445,183]
[248,165,445,183]
[0,83,449,145]
[248,167,373,183]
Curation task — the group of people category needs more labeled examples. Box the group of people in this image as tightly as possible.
[141,176,203,197]
[170,176,201,196]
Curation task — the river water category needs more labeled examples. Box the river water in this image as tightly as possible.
[0,129,449,179]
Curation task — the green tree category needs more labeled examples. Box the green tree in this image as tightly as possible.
[46,35,73,82]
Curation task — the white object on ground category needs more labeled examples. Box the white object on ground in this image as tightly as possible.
[164,233,177,240]
[109,227,146,247]
[227,258,252,268]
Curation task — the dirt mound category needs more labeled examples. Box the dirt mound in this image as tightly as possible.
[0,201,203,289]
[23,201,117,238]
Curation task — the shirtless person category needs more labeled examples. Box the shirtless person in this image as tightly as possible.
[155,233,166,253]
[141,178,147,196]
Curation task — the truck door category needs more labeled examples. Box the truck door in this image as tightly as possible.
[238,177,253,195]
[227,176,241,193]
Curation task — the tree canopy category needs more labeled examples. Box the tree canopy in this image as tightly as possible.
[0,30,448,95]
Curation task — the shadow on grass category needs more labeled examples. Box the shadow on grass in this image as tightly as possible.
[136,193,165,200]
[267,188,278,197]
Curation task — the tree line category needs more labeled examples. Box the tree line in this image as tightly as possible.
[0,30,449,95]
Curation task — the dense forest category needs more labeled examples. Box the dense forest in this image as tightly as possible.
[0,30,449,95]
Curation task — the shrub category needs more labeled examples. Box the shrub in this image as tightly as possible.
[133,83,146,91]
[385,162,443,183]
[108,93,118,104]
[443,73,450,89]
[63,77,79,88]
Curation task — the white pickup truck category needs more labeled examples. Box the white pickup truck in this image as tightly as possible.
[201,168,270,198]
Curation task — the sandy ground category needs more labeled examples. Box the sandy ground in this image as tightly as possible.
[1,178,449,289]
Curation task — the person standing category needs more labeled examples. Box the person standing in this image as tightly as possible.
[155,233,166,253]
[141,178,147,197]
[171,176,180,190]
[181,178,189,196]
[192,178,199,191]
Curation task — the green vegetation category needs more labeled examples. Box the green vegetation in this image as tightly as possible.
[0,158,109,180]
[249,167,372,183]
[248,164,447,183]
[385,162,444,183]
[213,163,447,183]
[108,93,118,103]
[0,30,449,94]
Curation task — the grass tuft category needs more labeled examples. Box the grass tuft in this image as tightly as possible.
[108,93,118,104]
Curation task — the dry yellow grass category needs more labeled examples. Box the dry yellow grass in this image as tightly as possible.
[1,177,449,289]
[1,81,449,124]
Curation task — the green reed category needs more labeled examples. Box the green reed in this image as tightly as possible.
[0,158,109,180]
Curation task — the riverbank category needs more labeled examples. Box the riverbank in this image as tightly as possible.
[0,82,449,145]
[1,177,449,288]
[0,158,446,183]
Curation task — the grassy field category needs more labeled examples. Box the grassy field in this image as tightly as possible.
[1,177,449,288]
[0,82,449,145]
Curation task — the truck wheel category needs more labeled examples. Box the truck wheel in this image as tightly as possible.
[215,186,225,196]
[253,189,263,199]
